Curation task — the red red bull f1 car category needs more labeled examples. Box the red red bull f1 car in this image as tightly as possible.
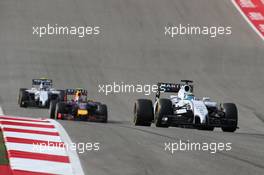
[49,88,108,123]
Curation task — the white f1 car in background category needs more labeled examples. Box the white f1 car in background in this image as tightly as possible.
[18,78,64,108]
[134,80,238,132]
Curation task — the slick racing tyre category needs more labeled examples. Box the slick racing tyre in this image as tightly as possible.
[221,103,238,132]
[55,102,67,120]
[49,100,57,119]
[134,99,154,126]
[18,88,29,108]
[97,104,108,123]
[155,98,173,128]
[58,90,65,101]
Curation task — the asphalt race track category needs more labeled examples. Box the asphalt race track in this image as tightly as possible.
[0,0,264,174]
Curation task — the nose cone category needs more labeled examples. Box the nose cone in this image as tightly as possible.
[39,91,49,106]
[192,100,208,124]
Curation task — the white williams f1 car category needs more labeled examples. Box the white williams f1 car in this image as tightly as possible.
[134,80,238,132]
[18,78,64,108]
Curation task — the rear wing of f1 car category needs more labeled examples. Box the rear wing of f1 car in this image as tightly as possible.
[155,80,193,99]
[32,79,52,86]
[65,88,88,95]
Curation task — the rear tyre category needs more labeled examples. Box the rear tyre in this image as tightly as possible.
[55,102,67,120]
[221,103,238,132]
[155,99,173,128]
[49,100,57,119]
[97,104,108,123]
[134,99,153,126]
[18,88,29,108]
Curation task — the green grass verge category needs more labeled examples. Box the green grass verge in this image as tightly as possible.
[0,130,9,165]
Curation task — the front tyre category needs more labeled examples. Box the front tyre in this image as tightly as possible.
[49,100,57,119]
[134,99,153,126]
[58,90,65,101]
[155,99,173,128]
[97,104,108,123]
[55,102,67,120]
[18,88,29,108]
[221,103,238,132]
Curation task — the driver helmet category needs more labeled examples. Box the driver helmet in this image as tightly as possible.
[40,83,46,90]
[40,82,50,91]
[74,90,86,102]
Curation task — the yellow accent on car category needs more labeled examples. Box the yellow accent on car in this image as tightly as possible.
[77,109,88,115]
[40,77,48,80]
